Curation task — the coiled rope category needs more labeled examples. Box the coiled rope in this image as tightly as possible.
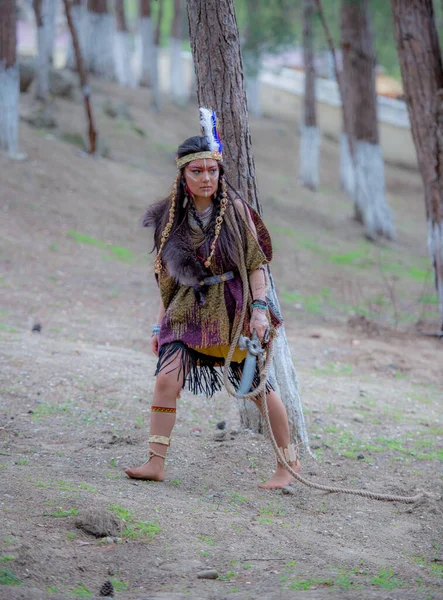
[222,205,423,504]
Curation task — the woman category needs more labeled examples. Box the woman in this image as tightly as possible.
[125,110,300,488]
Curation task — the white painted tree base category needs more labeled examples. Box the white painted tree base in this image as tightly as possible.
[299,125,320,190]
[354,140,395,240]
[137,17,154,87]
[427,219,443,331]
[114,31,134,87]
[85,12,116,80]
[150,45,160,111]
[65,4,86,70]
[246,74,261,118]
[36,25,49,101]
[235,276,312,456]
[0,64,20,156]
[170,37,187,106]
[340,132,355,199]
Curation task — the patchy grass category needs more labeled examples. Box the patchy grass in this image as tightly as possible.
[49,508,79,518]
[368,568,407,590]
[108,504,161,540]
[70,583,93,597]
[0,567,22,585]
[67,230,136,263]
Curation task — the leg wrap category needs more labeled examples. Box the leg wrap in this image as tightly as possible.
[278,443,298,464]
[149,435,170,446]
[151,406,176,413]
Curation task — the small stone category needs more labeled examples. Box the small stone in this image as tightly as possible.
[216,420,226,430]
[352,414,364,423]
[357,454,365,460]
[213,431,226,442]
[32,322,42,333]
[281,486,296,495]
[190,427,201,436]
[197,569,218,579]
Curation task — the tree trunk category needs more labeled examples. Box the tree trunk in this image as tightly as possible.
[186,0,311,453]
[85,0,115,79]
[45,0,56,66]
[300,0,320,191]
[63,0,97,154]
[316,0,355,197]
[138,0,154,87]
[391,0,443,334]
[33,0,50,101]
[170,0,186,105]
[0,0,20,156]
[65,0,86,71]
[244,0,261,118]
[341,0,395,240]
[114,0,133,86]
[150,0,163,111]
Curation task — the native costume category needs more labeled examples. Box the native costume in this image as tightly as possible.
[144,108,282,398]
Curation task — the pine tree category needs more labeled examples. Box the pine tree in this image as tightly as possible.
[391,0,443,335]
[0,0,20,156]
[186,0,311,451]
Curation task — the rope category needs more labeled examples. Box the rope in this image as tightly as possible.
[222,206,423,504]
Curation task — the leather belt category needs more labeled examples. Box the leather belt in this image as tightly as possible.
[199,271,235,286]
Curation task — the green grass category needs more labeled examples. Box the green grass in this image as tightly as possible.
[419,294,439,305]
[0,568,22,585]
[70,583,92,597]
[111,578,129,591]
[313,362,353,376]
[31,402,72,419]
[15,458,29,466]
[0,324,19,333]
[368,568,406,590]
[288,578,332,590]
[0,556,15,563]
[198,535,216,546]
[108,504,161,539]
[50,508,79,518]
[67,230,136,263]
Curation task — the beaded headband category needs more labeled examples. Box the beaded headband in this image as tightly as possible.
[176,151,223,169]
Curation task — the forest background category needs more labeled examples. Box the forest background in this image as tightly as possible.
[1,1,443,599]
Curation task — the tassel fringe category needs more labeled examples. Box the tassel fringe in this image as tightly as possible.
[155,342,273,398]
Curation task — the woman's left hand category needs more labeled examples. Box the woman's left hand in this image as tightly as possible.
[250,308,269,342]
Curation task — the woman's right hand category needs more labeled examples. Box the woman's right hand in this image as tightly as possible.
[151,335,159,357]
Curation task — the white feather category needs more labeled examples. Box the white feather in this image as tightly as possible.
[199,107,219,152]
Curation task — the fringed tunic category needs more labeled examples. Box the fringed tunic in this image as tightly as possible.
[152,202,282,397]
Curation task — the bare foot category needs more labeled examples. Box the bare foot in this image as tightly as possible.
[258,461,300,490]
[124,457,165,481]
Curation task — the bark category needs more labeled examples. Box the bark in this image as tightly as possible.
[63,0,97,154]
[186,0,311,453]
[244,0,261,117]
[316,0,355,194]
[138,0,154,87]
[150,0,163,111]
[341,0,395,240]
[114,0,133,86]
[85,0,115,79]
[65,0,86,70]
[391,0,443,334]
[170,0,186,105]
[33,0,49,101]
[0,0,19,155]
[300,0,319,190]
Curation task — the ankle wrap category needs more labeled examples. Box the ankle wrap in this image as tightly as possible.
[278,443,298,464]
[149,435,170,447]
[151,406,176,413]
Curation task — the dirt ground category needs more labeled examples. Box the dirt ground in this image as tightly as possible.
[1,79,442,600]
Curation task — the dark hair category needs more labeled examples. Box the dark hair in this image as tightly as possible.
[144,136,249,272]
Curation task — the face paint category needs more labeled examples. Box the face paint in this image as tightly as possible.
[184,159,219,200]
